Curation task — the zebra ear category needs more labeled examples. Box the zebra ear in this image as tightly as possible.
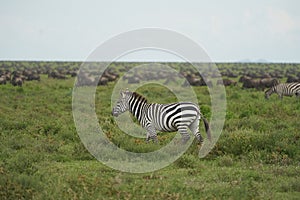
[123,88,131,95]
[120,90,126,98]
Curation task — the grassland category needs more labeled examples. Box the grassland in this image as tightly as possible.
[0,62,299,200]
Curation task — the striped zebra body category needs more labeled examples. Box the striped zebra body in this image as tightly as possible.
[112,89,211,143]
[265,82,300,100]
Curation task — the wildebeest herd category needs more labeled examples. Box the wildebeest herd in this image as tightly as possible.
[1,62,300,99]
[0,62,120,87]
[0,70,40,87]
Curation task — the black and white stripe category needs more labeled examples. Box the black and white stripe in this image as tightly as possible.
[265,82,300,100]
[112,89,211,143]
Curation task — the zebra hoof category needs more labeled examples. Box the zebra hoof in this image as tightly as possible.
[196,135,204,143]
[145,136,158,144]
[145,137,150,143]
[152,136,158,143]
[181,136,190,144]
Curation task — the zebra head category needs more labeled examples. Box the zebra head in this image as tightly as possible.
[112,89,132,117]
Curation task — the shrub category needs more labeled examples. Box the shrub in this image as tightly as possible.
[217,155,234,167]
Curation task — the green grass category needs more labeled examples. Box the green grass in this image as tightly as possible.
[0,63,300,199]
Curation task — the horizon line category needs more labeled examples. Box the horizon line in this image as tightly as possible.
[0,59,300,64]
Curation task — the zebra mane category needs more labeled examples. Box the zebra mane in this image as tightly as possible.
[132,92,148,103]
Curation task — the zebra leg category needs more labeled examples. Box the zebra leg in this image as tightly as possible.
[146,133,157,143]
[146,132,151,143]
[177,125,190,144]
[146,127,158,143]
[188,118,203,143]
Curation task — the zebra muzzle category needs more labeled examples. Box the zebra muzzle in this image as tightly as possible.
[112,110,119,117]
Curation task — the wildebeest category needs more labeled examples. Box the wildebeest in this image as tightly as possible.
[217,79,237,86]
[0,71,11,81]
[286,75,299,83]
[182,74,213,87]
[240,76,279,90]
[27,74,41,81]
[0,76,6,85]
[260,78,280,89]
[240,76,261,89]
[68,71,78,77]
[239,75,251,83]
[127,76,140,84]
[103,70,119,82]
[48,71,67,79]
[76,72,96,86]
[11,77,23,87]
[98,77,109,86]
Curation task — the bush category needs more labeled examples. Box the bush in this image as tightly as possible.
[217,155,234,167]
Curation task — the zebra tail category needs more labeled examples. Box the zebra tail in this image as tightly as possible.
[201,114,211,142]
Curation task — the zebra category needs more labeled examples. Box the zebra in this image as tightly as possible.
[112,89,211,144]
[265,82,300,100]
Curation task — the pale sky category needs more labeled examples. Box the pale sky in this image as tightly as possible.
[0,0,299,62]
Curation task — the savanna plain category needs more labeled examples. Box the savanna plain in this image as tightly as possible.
[0,61,299,200]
